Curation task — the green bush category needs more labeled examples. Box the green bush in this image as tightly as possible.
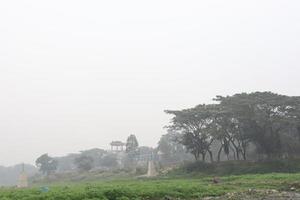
[103,189,135,200]
[135,167,147,175]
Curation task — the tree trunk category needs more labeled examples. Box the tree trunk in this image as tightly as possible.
[230,141,240,160]
[193,153,199,161]
[242,149,247,160]
[229,145,236,160]
[201,153,206,162]
[240,141,247,160]
[208,150,214,163]
[217,145,223,162]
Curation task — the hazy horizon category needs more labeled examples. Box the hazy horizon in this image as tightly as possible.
[1,0,300,166]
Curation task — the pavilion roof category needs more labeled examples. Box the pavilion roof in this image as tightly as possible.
[110,141,126,146]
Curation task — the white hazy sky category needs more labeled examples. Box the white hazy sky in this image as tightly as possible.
[0,0,299,166]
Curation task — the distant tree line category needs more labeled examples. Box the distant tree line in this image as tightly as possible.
[35,150,121,175]
[35,92,300,176]
[35,134,152,175]
[165,92,300,162]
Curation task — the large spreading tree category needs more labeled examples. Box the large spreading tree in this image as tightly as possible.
[165,92,300,162]
[165,104,216,161]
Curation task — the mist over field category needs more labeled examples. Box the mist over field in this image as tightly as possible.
[1,1,300,198]
[1,0,299,167]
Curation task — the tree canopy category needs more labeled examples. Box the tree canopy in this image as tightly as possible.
[74,155,94,171]
[166,92,300,162]
[126,134,139,153]
[35,154,58,175]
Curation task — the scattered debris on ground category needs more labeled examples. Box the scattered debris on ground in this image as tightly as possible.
[202,189,300,200]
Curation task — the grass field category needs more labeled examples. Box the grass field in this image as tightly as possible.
[1,173,300,200]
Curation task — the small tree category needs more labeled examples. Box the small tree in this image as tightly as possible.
[74,155,94,171]
[101,154,118,168]
[124,134,139,169]
[126,134,139,153]
[35,154,58,176]
[158,131,192,164]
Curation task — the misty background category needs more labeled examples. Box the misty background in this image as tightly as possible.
[0,0,299,166]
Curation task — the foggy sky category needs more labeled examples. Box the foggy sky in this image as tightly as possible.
[0,0,299,166]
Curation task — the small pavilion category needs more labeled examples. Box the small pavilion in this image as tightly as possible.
[110,141,126,152]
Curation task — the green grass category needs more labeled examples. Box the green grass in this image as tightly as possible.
[1,173,300,200]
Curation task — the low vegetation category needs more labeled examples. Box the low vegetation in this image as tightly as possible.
[1,173,300,200]
[168,159,300,177]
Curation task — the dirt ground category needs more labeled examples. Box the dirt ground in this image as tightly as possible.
[202,189,300,200]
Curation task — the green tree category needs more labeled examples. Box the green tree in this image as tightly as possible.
[80,148,106,167]
[165,104,215,161]
[165,91,300,162]
[158,131,192,164]
[209,104,250,161]
[125,134,139,169]
[35,154,58,175]
[215,92,300,159]
[126,134,139,153]
[74,155,94,171]
[101,154,118,168]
